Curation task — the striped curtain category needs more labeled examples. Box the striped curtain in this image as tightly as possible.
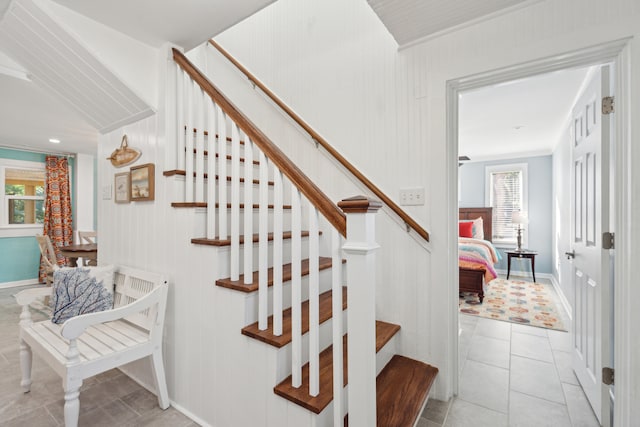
[39,156,73,282]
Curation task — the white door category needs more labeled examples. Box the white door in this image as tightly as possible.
[570,65,612,425]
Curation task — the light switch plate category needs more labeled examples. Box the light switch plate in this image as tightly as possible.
[399,187,425,206]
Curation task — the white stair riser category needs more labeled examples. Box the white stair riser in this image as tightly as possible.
[187,154,264,176]
[192,208,293,237]
[216,240,313,277]
[171,175,278,204]
[243,267,339,324]
[273,309,349,384]
[312,331,400,427]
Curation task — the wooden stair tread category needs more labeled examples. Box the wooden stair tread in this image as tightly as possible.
[191,231,318,247]
[163,169,274,185]
[274,320,400,414]
[217,257,340,293]
[373,355,438,427]
[242,287,347,348]
[171,202,292,209]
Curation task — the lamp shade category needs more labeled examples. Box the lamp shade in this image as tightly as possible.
[512,211,529,224]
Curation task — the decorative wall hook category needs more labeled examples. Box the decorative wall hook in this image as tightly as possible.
[107,135,142,168]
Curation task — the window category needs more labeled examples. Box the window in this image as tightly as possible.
[485,163,528,245]
[0,159,46,236]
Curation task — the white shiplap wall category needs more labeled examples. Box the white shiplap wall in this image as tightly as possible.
[215,0,640,410]
[97,50,324,426]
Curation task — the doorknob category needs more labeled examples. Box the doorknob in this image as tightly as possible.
[565,250,575,259]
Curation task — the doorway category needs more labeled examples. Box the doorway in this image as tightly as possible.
[446,38,631,427]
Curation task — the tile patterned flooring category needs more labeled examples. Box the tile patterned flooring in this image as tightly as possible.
[419,277,601,427]
[0,286,196,426]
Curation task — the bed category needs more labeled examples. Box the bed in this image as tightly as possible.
[458,207,500,303]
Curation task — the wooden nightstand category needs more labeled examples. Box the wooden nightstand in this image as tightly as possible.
[506,250,538,282]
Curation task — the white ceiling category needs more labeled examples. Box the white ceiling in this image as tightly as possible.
[0,0,274,156]
[367,0,538,46]
[0,0,588,160]
[459,66,593,163]
[0,72,97,155]
[51,0,275,50]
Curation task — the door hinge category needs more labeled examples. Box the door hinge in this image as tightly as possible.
[603,232,615,249]
[603,367,615,385]
[602,96,614,114]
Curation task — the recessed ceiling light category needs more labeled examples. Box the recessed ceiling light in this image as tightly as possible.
[49,138,61,144]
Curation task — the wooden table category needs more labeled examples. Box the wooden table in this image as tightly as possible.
[506,250,538,282]
[59,243,98,267]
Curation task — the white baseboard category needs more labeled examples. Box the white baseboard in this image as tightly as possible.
[118,368,213,427]
[0,278,39,289]
[548,274,572,321]
[169,401,214,427]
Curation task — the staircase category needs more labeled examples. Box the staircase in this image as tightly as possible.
[166,48,438,426]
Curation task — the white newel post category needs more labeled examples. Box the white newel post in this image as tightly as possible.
[338,195,382,427]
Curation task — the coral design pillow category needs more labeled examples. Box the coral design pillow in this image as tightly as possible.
[459,221,474,238]
[50,267,114,324]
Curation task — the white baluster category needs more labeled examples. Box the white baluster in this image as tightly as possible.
[331,229,344,425]
[185,79,195,203]
[308,203,320,397]
[272,169,284,336]
[340,196,382,427]
[243,137,254,284]
[176,67,185,173]
[291,186,302,387]
[167,63,177,171]
[206,99,217,239]
[217,106,227,240]
[230,123,241,281]
[195,88,205,202]
[258,151,269,330]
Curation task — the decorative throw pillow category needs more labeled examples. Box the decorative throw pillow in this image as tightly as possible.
[471,217,484,240]
[458,221,474,238]
[460,218,485,240]
[50,267,114,324]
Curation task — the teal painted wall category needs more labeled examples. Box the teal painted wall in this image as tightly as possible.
[0,147,76,284]
[0,147,45,163]
[0,237,41,282]
[0,148,46,283]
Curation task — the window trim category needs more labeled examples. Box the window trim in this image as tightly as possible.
[484,163,528,247]
[0,158,45,237]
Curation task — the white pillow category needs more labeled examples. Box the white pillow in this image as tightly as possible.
[57,264,116,296]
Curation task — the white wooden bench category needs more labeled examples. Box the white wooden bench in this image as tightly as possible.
[15,265,170,427]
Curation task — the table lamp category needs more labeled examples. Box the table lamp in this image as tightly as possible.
[512,211,529,251]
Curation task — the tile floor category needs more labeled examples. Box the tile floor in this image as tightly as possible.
[0,285,196,426]
[418,276,601,427]
[2,279,599,427]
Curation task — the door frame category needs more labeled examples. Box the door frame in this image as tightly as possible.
[445,37,631,424]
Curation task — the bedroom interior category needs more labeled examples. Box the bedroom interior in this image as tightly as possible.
[454,63,600,426]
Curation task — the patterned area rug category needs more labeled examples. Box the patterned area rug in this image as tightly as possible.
[459,278,566,331]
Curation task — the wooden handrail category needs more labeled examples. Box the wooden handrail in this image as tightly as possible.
[209,40,430,242]
[173,48,347,237]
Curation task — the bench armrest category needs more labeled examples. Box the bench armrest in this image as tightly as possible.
[15,287,51,306]
[61,283,168,340]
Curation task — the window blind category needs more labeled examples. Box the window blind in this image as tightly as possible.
[490,170,522,242]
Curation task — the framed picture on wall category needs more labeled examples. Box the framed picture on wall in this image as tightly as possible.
[114,172,130,203]
[130,163,155,201]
